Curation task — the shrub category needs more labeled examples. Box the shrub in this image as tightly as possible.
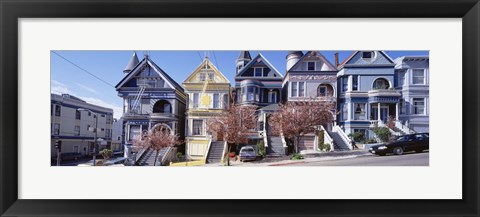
[100,149,113,161]
[290,153,304,160]
[318,143,331,152]
[372,126,392,142]
[366,138,377,144]
[176,152,184,159]
[348,131,366,143]
[316,131,325,145]
[257,140,266,158]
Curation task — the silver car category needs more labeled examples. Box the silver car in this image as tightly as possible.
[239,146,257,162]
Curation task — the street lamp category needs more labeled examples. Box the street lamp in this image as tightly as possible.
[77,108,98,166]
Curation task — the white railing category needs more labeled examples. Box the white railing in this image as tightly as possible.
[395,120,416,134]
[319,126,334,152]
[160,146,177,166]
[220,141,228,163]
[280,133,287,148]
[332,125,352,150]
[203,135,213,161]
[262,113,269,148]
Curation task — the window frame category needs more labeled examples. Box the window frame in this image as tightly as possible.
[53,123,60,135]
[254,67,263,77]
[412,69,426,85]
[291,82,298,97]
[353,103,367,120]
[54,105,61,116]
[306,61,316,71]
[74,125,80,136]
[412,98,426,115]
[213,93,220,108]
[352,75,359,91]
[299,82,305,97]
[193,93,199,108]
[192,119,203,136]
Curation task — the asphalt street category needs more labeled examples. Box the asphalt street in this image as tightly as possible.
[289,152,429,166]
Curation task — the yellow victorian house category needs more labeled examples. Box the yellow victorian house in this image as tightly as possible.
[183,57,231,162]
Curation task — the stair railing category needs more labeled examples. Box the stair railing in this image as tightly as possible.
[220,141,228,163]
[395,120,416,134]
[204,135,213,161]
[160,146,177,166]
[319,126,334,152]
[134,146,149,164]
[332,125,352,150]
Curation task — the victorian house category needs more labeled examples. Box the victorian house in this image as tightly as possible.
[336,51,414,142]
[283,51,339,151]
[183,57,230,162]
[233,51,286,156]
[394,56,429,133]
[115,52,186,148]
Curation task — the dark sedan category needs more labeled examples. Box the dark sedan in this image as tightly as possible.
[369,133,429,156]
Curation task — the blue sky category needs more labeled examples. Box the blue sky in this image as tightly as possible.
[51,50,428,119]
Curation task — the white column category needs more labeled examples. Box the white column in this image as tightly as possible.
[377,103,381,121]
[347,102,352,121]
[348,75,352,91]
[396,103,399,120]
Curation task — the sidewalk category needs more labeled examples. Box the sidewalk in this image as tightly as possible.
[204,149,371,167]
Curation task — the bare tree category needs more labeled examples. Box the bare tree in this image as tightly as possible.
[207,104,257,166]
[133,126,182,166]
[269,100,335,153]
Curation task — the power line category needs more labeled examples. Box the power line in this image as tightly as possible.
[212,51,221,72]
[51,51,115,88]
[196,51,203,61]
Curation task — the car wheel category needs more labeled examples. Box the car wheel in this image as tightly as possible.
[393,147,404,155]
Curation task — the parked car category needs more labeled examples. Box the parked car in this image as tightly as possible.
[239,146,257,162]
[369,133,429,156]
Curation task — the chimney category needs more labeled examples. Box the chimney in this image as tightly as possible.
[334,53,339,67]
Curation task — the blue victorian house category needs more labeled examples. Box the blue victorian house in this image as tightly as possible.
[115,52,186,146]
[233,51,286,156]
[337,51,403,140]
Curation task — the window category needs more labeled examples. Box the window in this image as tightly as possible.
[247,87,256,101]
[53,123,60,135]
[362,51,373,59]
[307,62,315,71]
[413,98,425,115]
[299,82,305,97]
[222,94,228,108]
[354,103,366,120]
[192,120,203,135]
[75,110,81,120]
[291,82,298,97]
[268,91,277,103]
[87,124,90,131]
[208,72,215,81]
[341,77,348,93]
[341,103,348,121]
[106,129,111,138]
[399,99,406,115]
[373,78,390,90]
[101,114,105,118]
[129,126,140,141]
[198,73,206,81]
[193,93,199,108]
[317,85,329,97]
[54,105,61,116]
[397,70,406,87]
[352,75,359,91]
[213,93,219,108]
[88,111,91,116]
[412,69,425,84]
[254,68,263,77]
[74,125,80,136]
[101,128,105,132]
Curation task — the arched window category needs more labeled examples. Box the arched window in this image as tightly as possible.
[373,78,390,90]
[317,84,334,97]
[153,100,172,113]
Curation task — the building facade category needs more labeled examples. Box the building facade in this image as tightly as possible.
[337,51,402,139]
[115,52,187,145]
[283,51,339,151]
[183,57,231,160]
[51,93,114,158]
[233,51,286,155]
[394,56,430,133]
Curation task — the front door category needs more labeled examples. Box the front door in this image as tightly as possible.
[371,105,389,123]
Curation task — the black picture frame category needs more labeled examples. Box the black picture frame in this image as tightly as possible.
[1,0,479,216]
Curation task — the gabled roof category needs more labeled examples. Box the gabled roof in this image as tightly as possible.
[288,51,337,72]
[338,51,395,69]
[183,57,230,84]
[124,52,139,72]
[236,53,283,78]
[115,56,183,91]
